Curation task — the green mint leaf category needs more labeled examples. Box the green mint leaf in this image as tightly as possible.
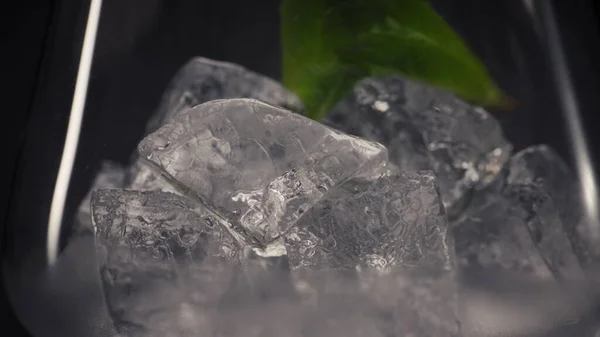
[281,0,508,119]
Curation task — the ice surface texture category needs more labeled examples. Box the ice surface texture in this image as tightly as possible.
[133,57,304,191]
[138,99,388,244]
[325,76,512,212]
[73,161,178,236]
[285,171,453,272]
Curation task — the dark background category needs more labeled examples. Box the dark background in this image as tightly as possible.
[2,0,600,336]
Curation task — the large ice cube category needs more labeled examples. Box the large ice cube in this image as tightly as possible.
[325,76,512,212]
[129,57,304,197]
[285,171,453,272]
[283,171,459,337]
[74,161,127,236]
[146,57,304,133]
[138,98,388,244]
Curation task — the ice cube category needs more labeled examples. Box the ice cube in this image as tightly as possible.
[138,98,388,244]
[285,171,454,272]
[146,57,304,134]
[91,189,244,336]
[283,170,459,337]
[325,76,512,213]
[504,182,584,282]
[454,146,585,282]
[74,161,127,236]
[452,181,555,279]
[507,145,592,269]
[507,145,580,228]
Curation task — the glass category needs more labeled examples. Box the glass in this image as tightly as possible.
[2,0,600,336]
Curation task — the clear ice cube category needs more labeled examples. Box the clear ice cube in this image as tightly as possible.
[126,57,303,197]
[325,76,512,212]
[138,98,388,244]
[285,171,454,272]
[146,57,304,134]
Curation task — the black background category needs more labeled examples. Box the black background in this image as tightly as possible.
[2,0,600,336]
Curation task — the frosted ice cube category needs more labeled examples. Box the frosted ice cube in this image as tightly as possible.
[285,171,453,272]
[325,76,512,212]
[282,171,460,337]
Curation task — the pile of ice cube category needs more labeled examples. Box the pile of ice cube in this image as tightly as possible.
[77,57,599,337]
